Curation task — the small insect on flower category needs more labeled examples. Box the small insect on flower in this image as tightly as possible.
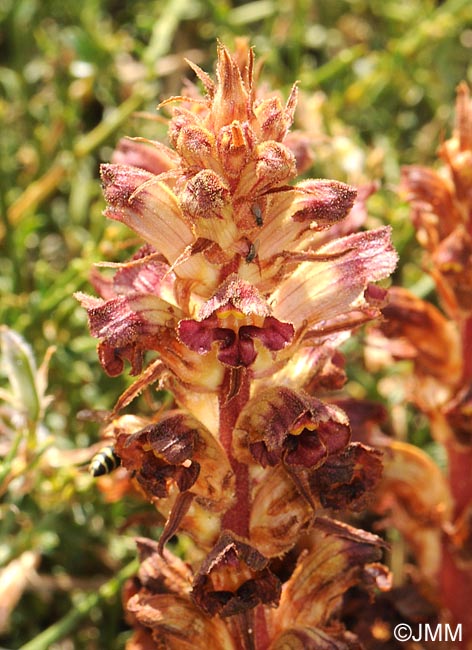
[89,446,121,477]
[252,204,263,227]
[245,239,260,263]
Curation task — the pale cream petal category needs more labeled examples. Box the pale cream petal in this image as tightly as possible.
[270,227,397,329]
[101,164,195,264]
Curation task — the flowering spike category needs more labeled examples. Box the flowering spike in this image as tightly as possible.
[78,42,397,647]
[455,81,472,151]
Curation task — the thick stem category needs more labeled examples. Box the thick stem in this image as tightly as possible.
[219,367,251,538]
[440,315,472,649]
[461,317,472,386]
[440,538,472,649]
[448,315,472,518]
[219,369,272,649]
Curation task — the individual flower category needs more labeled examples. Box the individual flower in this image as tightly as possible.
[115,410,234,552]
[178,276,294,369]
[233,387,351,469]
[268,518,390,647]
[191,531,281,617]
[234,388,383,557]
[124,538,236,650]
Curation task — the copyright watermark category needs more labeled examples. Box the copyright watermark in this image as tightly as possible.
[393,623,462,643]
[393,624,413,642]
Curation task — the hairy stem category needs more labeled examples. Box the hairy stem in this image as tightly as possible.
[219,368,251,537]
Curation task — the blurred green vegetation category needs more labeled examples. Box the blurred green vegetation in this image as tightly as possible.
[1,0,472,648]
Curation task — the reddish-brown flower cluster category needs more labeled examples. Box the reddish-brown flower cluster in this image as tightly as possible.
[78,42,397,648]
[365,83,472,649]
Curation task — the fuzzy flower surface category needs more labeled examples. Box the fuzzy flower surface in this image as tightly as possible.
[78,42,397,649]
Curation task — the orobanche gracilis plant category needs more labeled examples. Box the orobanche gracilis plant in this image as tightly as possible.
[367,82,472,648]
[76,42,397,649]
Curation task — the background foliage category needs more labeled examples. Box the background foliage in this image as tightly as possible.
[1,0,472,648]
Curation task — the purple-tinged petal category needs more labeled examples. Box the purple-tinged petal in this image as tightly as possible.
[255,180,357,260]
[75,291,181,376]
[101,164,195,263]
[271,226,398,330]
[111,137,179,174]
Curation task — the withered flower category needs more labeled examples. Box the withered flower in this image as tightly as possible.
[234,389,383,558]
[125,538,236,650]
[79,41,397,649]
[269,519,389,639]
[115,411,234,551]
[192,531,281,617]
[233,387,351,469]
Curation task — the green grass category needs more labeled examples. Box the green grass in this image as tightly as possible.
[1,0,472,647]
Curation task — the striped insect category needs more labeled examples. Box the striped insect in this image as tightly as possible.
[89,445,121,477]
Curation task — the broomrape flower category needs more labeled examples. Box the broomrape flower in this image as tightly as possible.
[77,42,397,648]
[364,83,472,649]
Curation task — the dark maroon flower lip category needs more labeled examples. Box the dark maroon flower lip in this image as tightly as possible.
[179,311,294,367]
[178,275,294,367]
